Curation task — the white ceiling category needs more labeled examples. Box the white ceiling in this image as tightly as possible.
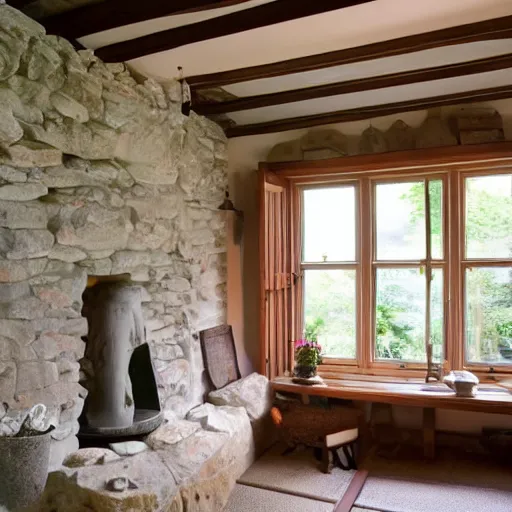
[74,0,512,132]
[78,0,276,50]
[223,39,512,97]
[79,0,512,80]
[228,68,512,125]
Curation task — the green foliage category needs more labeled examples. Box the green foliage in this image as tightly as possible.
[497,321,512,339]
[304,269,356,357]
[304,176,511,363]
[295,345,322,367]
[404,180,443,236]
[304,317,325,342]
[375,304,415,360]
[405,177,512,363]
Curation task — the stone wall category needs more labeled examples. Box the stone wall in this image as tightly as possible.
[0,5,228,468]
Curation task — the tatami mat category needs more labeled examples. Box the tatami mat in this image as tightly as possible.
[225,484,334,512]
[355,476,512,512]
[237,445,355,503]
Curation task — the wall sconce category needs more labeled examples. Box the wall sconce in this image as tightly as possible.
[218,191,244,245]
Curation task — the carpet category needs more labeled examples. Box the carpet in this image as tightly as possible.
[225,484,334,512]
[237,445,355,503]
[356,477,512,512]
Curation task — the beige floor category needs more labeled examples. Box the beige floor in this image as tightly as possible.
[350,445,512,512]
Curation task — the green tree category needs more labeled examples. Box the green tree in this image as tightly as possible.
[405,177,512,363]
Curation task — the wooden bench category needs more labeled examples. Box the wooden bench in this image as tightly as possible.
[271,376,512,459]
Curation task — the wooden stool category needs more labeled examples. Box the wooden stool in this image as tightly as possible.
[322,427,359,473]
[271,401,360,474]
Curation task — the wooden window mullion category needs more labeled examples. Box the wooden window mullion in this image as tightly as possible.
[360,177,372,369]
[424,178,433,366]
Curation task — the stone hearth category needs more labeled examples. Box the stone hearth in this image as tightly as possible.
[0,4,228,470]
[38,373,274,512]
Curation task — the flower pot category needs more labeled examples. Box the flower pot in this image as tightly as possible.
[294,365,317,379]
[0,431,51,510]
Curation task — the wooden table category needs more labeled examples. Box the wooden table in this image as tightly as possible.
[271,376,512,458]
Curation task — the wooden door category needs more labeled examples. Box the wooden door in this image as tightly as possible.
[259,168,296,379]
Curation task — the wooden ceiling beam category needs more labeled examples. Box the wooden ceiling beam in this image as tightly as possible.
[187,15,512,89]
[6,0,35,8]
[224,85,512,138]
[42,0,254,40]
[94,0,375,63]
[195,53,512,115]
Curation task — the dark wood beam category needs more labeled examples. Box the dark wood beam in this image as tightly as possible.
[225,85,512,138]
[187,15,512,89]
[195,53,512,115]
[42,0,254,40]
[95,0,375,63]
[6,0,35,8]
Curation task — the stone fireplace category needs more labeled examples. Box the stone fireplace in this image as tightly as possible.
[80,278,163,440]
[0,4,228,470]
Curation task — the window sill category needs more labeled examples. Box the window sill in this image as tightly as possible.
[316,364,512,384]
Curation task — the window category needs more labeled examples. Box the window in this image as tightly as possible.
[297,169,512,376]
[302,185,358,360]
[463,174,512,367]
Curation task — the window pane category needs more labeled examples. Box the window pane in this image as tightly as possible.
[375,268,426,361]
[429,180,443,260]
[304,269,356,358]
[431,268,444,363]
[303,187,356,262]
[465,267,512,364]
[376,182,426,260]
[465,174,512,259]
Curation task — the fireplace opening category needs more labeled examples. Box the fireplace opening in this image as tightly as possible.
[78,274,162,445]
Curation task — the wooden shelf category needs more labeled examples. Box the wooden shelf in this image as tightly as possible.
[272,376,512,415]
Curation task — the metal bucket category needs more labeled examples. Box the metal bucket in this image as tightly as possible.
[0,432,51,511]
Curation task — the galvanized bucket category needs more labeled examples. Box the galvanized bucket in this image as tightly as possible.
[0,432,51,510]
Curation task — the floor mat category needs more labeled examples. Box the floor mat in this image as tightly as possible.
[225,484,334,512]
[356,476,512,512]
[237,445,355,503]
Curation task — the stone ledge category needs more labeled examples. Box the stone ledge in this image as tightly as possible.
[38,401,265,512]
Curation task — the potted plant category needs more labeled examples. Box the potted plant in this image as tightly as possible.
[0,404,54,511]
[294,339,323,379]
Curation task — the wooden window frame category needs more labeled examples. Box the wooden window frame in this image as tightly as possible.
[260,142,512,381]
[300,181,361,367]
[458,168,512,374]
[367,173,449,372]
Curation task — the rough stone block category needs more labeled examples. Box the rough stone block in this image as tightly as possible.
[40,451,177,511]
[50,91,89,123]
[0,102,23,145]
[0,258,46,283]
[48,244,87,263]
[0,200,48,229]
[63,447,120,468]
[12,381,87,411]
[146,419,201,450]
[0,362,16,402]
[16,361,59,393]
[208,373,271,421]
[56,204,131,251]
[186,403,251,435]
[48,435,79,473]
[0,183,48,201]
[1,141,62,167]
[0,281,30,302]
[0,296,48,319]
[0,165,28,182]
[1,229,54,259]
[32,331,84,360]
